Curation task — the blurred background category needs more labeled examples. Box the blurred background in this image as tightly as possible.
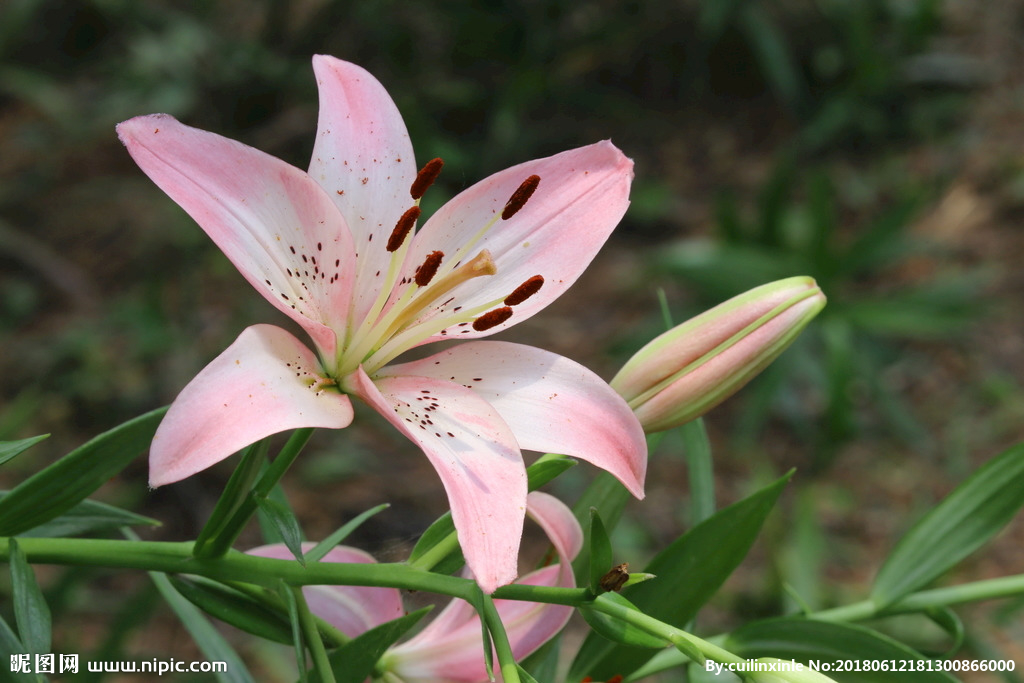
[1,0,1023,679]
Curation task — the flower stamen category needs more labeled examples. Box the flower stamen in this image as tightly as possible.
[410,158,444,200]
[504,275,544,306]
[387,206,421,252]
[502,175,540,220]
[473,306,513,331]
[415,251,444,287]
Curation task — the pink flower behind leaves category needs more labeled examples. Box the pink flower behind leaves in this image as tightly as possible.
[249,491,583,683]
[117,56,645,592]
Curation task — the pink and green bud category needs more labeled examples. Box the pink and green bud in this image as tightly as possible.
[611,277,825,433]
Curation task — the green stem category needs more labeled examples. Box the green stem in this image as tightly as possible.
[292,585,336,683]
[591,594,745,666]
[479,592,521,683]
[0,537,471,597]
[810,573,1024,622]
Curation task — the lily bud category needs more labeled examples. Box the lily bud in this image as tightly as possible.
[611,277,825,433]
[747,658,839,682]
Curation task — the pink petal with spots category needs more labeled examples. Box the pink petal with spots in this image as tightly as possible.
[248,543,403,636]
[309,56,418,329]
[117,115,356,359]
[386,492,581,682]
[382,341,646,498]
[346,367,527,593]
[398,141,632,342]
[150,325,353,487]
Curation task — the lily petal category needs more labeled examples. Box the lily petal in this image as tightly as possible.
[386,492,581,682]
[309,56,418,329]
[117,114,356,359]
[401,141,632,341]
[247,543,403,636]
[346,367,527,593]
[150,325,354,486]
[381,342,646,498]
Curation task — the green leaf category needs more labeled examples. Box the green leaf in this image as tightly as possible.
[515,664,541,683]
[921,607,964,657]
[305,503,390,563]
[526,453,577,490]
[193,439,268,557]
[0,611,39,682]
[319,607,433,683]
[256,496,305,566]
[578,593,669,649]
[149,570,256,683]
[571,471,632,581]
[280,579,308,683]
[168,576,294,645]
[588,509,614,594]
[668,633,706,666]
[570,471,792,680]
[0,408,166,536]
[872,442,1024,609]
[408,511,457,565]
[9,496,159,538]
[0,435,48,467]
[726,618,959,682]
[8,539,51,655]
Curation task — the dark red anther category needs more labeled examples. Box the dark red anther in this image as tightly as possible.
[414,250,444,287]
[502,174,540,220]
[410,158,444,199]
[504,275,544,306]
[472,306,513,331]
[387,206,421,252]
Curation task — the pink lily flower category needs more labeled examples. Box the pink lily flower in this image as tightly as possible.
[248,491,583,682]
[117,56,645,592]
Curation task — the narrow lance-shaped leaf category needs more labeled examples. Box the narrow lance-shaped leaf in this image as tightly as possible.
[280,579,308,683]
[588,508,614,594]
[872,442,1024,609]
[0,408,166,536]
[726,618,959,683]
[168,576,295,645]
[578,592,669,649]
[317,607,433,683]
[570,471,792,681]
[13,497,159,538]
[0,612,37,683]
[149,569,256,683]
[8,539,51,655]
[193,439,268,557]
[305,503,390,563]
[0,434,49,467]
[256,495,305,566]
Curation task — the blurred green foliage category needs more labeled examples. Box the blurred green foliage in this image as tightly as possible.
[0,0,970,440]
[656,161,991,464]
[2,0,1021,679]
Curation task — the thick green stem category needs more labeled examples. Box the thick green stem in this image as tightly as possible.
[0,537,471,597]
[810,573,1024,622]
[292,585,336,683]
[479,592,521,683]
[591,594,745,666]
